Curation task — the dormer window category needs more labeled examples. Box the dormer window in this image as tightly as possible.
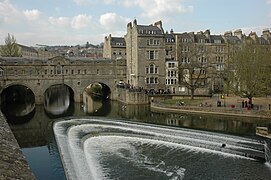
[214,39,221,44]
[148,30,156,34]
[200,39,205,43]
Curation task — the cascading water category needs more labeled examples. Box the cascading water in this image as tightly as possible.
[264,139,271,163]
[54,117,269,180]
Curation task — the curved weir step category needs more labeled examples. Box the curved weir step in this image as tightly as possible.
[54,118,266,180]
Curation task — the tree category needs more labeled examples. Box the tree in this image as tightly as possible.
[179,43,212,99]
[227,39,271,105]
[0,33,21,57]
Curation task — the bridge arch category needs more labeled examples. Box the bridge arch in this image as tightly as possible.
[44,84,75,118]
[0,82,38,99]
[0,84,36,124]
[83,82,111,99]
[0,57,126,104]
[43,83,75,101]
[82,81,112,116]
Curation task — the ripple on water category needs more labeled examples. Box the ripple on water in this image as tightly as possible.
[53,118,270,180]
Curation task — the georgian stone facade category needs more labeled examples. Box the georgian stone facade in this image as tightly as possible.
[103,34,126,59]
[125,20,166,90]
[105,19,271,96]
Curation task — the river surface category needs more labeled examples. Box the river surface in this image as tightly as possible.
[8,99,271,180]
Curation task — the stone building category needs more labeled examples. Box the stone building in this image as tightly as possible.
[125,19,166,91]
[165,32,179,93]
[103,34,126,59]
[17,44,60,58]
[104,20,271,97]
[17,44,38,58]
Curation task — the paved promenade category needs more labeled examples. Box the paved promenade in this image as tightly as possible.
[151,95,271,120]
[0,112,35,179]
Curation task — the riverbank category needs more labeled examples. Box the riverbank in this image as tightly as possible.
[151,96,271,120]
[0,112,35,179]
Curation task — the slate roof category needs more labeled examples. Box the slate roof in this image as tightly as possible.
[111,37,126,47]
[223,36,241,44]
[137,25,163,35]
[210,35,225,43]
[179,32,192,38]
[194,34,210,43]
[178,33,195,42]
[258,37,270,45]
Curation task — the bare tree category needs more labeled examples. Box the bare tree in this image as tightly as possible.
[179,43,212,99]
[0,33,21,57]
[227,39,271,105]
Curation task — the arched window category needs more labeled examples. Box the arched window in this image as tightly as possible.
[146,64,158,74]
[56,63,62,75]
[150,64,154,74]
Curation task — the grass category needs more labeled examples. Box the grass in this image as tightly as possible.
[162,99,202,106]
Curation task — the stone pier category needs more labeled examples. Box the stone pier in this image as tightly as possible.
[0,112,35,179]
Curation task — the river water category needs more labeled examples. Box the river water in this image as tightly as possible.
[8,98,271,180]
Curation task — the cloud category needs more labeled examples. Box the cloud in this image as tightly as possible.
[136,0,193,19]
[75,0,115,6]
[103,0,115,4]
[71,14,92,29]
[99,12,131,30]
[267,0,271,4]
[49,16,70,27]
[0,0,21,23]
[103,0,193,20]
[73,0,98,6]
[23,9,41,21]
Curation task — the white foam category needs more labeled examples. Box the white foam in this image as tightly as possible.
[53,117,262,179]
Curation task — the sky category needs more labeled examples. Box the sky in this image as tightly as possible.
[0,0,271,46]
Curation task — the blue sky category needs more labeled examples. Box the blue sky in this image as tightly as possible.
[1,0,271,46]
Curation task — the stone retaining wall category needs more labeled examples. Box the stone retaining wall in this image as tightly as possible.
[151,102,271,120]
[0,112,35,179]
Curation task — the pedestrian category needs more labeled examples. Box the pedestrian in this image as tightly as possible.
[245,101,247,108]
[269,104,270,110]
[242,100,244,108]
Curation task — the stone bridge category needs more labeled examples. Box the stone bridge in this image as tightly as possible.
[0,56,126,104]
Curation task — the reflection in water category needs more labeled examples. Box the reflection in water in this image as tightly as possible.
[83,91,102,113]
[82,91,111,116]
[1,85,35,124]
[8,93,271,180]
[44,84,74,118]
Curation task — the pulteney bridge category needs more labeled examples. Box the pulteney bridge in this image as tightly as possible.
[0,56,126,104]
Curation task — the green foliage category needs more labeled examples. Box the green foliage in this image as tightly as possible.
[227,41,271,99]
[91,83,102,95]
[0,33,21,57]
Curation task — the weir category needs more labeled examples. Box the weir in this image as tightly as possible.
[265,139,271,163]
[256,127,271,163]
[256,127,271,162]
[54,118,266,180]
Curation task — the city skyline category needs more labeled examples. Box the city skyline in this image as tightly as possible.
[1,0,271,46]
